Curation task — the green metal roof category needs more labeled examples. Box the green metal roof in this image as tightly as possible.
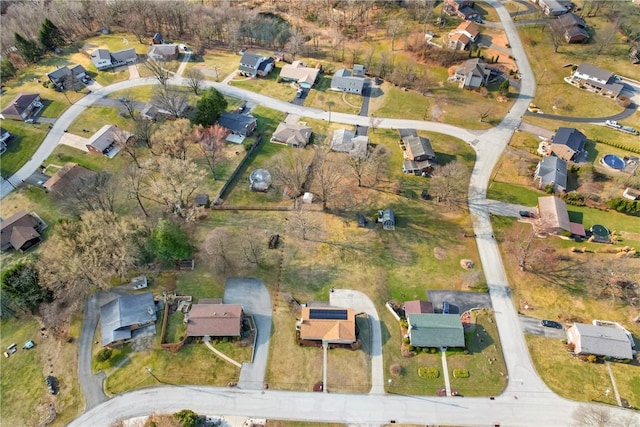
[408,314,465,348]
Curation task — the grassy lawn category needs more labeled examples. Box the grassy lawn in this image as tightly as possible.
[526,335,640,408]
[186,49,243,81]
[383,313,506,396]
[212,338,253,365]
[104,343,241,395]
[67,106,133,136]
[371,83,512,130]
[105,86,155,103]
[304,75,363,115]
[229,65,298,102]
[0,121,49,176]
[518,21,640,122]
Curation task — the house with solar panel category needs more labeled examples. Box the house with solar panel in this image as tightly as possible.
[296,307,357,347]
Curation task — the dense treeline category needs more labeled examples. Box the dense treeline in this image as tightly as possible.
[0,0,437,71]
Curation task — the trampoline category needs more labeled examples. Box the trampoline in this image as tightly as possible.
[602,154,625,170]
[590,224,610,243]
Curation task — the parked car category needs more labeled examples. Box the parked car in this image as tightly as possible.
[296,89,304,98]
[519,210,535,218]
[23,340,35,349]
[541,320,563,329]
[605,120,622,129]
[45,375,57,395]
[442,301,450,314]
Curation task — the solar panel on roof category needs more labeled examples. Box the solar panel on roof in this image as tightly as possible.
[309,309,348,320]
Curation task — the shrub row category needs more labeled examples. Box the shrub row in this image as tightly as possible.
[607,198,640,215]
[593,139,640,155]
[418,366,439,379]
[453,368,469,378]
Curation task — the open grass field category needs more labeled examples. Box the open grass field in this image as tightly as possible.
[66,106,133,136]
[0,120,49,176]
[185,49,244,81]
[0,315,83,427]
[527,335,640,409]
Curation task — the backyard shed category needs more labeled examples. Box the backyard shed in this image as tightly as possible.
[378,209,395,230]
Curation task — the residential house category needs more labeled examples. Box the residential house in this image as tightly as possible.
[47,64,87,88]
[550,13,589,43]
[140,100,187,121]
[330,129,369,159]
[377,209,395,231]
[0,93,43,121]
[453,58,491,89]
[297,307,356,345]
[279,61,320,89]
[622,187,640,201]
[0,127,12,154]
[330,67,366,94]
[271,122,312,148]
[402,134,436,175]
[239,52,275,77]
[566,323,633,360]
[403,300,434,316]
[86,124,132,157]
[91,48,136,70]
[100,293,157,347]
[43,163,97,196]
[218,112,257,136]
[534,156,568,192]
[536,196,585,237]
[0,210,46,252]
[548,127,586,162]
[148,44,179,61]
[407,313,465,348]
[571,63,623,98]
[152,33,163,44]
[445,0,480,20]
[537,0,572,16]
[185,303,243,338]
[91,49,112,70]
[448,21,480,51]
[353,64,366,77]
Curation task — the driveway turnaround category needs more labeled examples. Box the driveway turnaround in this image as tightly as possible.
[223,278,271,390]
[329,289,384,395]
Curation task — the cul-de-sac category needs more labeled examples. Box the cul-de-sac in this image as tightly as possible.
[1,1,640,426]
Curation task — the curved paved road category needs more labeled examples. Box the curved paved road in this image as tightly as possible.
[5,3,639,425]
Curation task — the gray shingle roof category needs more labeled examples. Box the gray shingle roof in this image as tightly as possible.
[100,292,157,346]
[575,63,614,82]
[552,127,586,153]
[569,323,633,360]
[535,156,567,190]
[218,112,256,135]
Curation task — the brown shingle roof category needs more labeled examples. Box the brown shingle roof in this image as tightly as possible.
[0,210,41,251]
[43,163,97,195]
[299,307,356,343]
[186,304,243,337]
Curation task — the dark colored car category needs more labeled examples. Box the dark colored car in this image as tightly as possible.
[541,320,563,329]
[442,301,450,314]
[519,210,535,218]
[45,375,57,395]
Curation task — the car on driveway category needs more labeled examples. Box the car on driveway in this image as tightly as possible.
[519,210,535,218]
[541,320,563,329]
[45,375,57,395]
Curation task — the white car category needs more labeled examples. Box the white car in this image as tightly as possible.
[605,120,621,128]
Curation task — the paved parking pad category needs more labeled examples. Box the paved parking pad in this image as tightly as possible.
[427,290,493,315]
[224,278,271,390]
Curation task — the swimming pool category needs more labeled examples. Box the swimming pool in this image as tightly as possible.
[602,154,625,170]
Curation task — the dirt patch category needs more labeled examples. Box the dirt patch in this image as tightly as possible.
[433,247,447,260]
[460,259,475,269]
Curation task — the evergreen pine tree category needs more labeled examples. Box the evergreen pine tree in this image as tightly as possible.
[38,18,64,51]
[14,33,41,63]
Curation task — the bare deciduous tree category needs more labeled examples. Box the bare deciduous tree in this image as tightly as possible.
[348,145,389,187]
[204,228,236,277]
[285,28,306,61]
[430,160,470,209]
[386,16,406,52]
[268,148,314,199]
[193,124,229,179]
[311,149,347,210]
[123,163,150,217]
[145,59,171,86]
[145,156,207,218]
[150,118,192,160]
[503,225,553,273]
[60,172,117,216]
[185,68,204,95]
[288,209,320,241]
[151,86,187,119]
[38,210,147,319]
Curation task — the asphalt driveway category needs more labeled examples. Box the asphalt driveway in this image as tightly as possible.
[519,315,566,339]
[427,290,493,315]
[223,278,272,390]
